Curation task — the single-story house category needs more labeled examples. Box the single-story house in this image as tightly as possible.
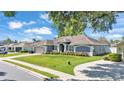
[33,35,110,56]
[53,35,110,56]
[0,42,34,52]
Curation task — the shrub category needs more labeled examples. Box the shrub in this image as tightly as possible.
[8,50,14,52]
[45,51,89,56]
[19,50,28,53]
[104,53,122,62]
[103,56,109,61]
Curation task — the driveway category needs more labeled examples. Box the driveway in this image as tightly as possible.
[74,60,124,81]
[0,61,42,81]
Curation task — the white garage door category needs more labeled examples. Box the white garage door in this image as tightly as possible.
[34,46,45,53]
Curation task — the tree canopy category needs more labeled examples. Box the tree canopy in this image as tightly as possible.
[3,11,16,17]
[48,11,118,37]
[3,37,13,44]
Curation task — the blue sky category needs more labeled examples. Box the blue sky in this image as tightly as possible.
[0,11,124,41]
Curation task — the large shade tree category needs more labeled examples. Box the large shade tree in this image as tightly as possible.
[48,11,118,37]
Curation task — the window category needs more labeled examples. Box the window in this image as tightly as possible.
[54,46,57,50]
[68,46,74,51]
[76,46,90,52]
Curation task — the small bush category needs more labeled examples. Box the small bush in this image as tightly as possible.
[8,50,14,52]
[103,56,109,60]
[104,53,122,62]
[19,50,28,53]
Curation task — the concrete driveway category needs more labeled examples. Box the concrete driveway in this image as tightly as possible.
[0,61,42,81]
[74,60,124,81]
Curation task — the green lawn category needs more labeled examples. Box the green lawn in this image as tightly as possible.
[3,60,58,78]
[0,53,26,57]
[14,54,103,75]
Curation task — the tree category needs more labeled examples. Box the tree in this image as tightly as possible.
[110,39,114,43]
[122,36,124,41]
[3,11,16,17]
[4,37,13,44]
[14,40,18,43]
[48,11,117,37]
[32,38,40,42]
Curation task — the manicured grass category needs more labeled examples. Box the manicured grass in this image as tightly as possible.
[3,60,58,78]
[14,54,103,75]
[0,53,26,57]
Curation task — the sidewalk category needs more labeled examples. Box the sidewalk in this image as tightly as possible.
[3,58,78,80]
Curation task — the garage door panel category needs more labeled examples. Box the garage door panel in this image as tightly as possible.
[35,47,45,53]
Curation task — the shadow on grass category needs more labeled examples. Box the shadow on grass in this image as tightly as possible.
[0,79,16,81]
[0,72,7,76]
[79,62,124,80]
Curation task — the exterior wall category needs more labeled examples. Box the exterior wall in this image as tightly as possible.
[15,47,22,52]
[46,45,54,52]
[116,46,124,61]
[93,45,110,55]
[74,45,93,56]
[75,46,90,52]
[23,47,34,51]
[110,47,117,53]
[34,46,46,53]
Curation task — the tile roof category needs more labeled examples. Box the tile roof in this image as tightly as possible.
[54,35,109,45]
[32,40,54,47]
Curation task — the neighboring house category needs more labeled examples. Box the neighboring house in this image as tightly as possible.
[116,41,124,60]
[12,42,33,52]
[0,42,34,52]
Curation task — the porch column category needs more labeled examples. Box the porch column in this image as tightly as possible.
[44,46,47,53]
[57,44,60,52]
[74,46,77,52]
[22,47,24,51]
[122,47,124,61]
[14,47,16,52]
[89,46,94,56]
[64,44,66,52]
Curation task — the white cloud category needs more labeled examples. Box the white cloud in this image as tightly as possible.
[106,34,123,40]
[25,27,52,35]
[8,21,23,29]
[35,36,43,39]
[54,35,58,38]
[109,28,124,34]
[21,38,33,42]
[89,33,102,39]
[8,21,36,29]
[23,21,36,25]
[40,13,49,20]
[40,13,52,23]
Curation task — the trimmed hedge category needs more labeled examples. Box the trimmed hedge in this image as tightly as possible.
[8,50,15,52]
[44,52,89,56]
[104,53,122,62]
[19,50,28,53]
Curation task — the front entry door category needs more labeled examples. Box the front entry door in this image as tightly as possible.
[59,44,64,52]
